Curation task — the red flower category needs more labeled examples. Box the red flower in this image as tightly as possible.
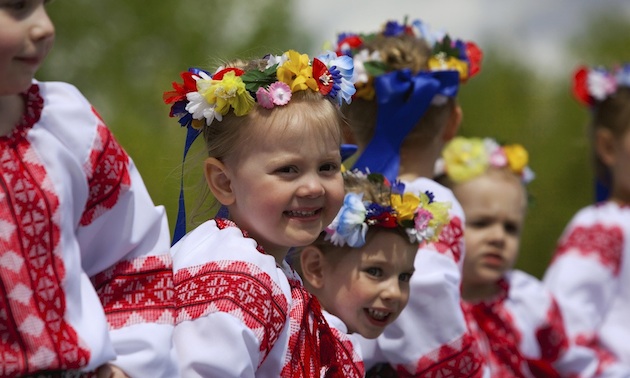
[313,58,333,95]
[163,71,197,105]
[336,35,364,55]
[370,212,398,228]
[465,41,483,81]
[212,67,245,80]
[572,66,592,106]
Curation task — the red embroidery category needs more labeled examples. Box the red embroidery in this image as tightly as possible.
[575,333,617,376]
[174,259,288,365]
[399,332,484,378]
[554,224,624,276]
[536,299,568,362]
[432,217,464,263]
[0,85,90,374]
[80,116,130,226]
[281,277,363,378]
[92,255,175,329]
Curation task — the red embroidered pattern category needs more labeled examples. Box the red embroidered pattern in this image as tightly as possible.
[536,299,568,363]
[280,276,363,378]
[0,85,90,375]
[431,217,464,263]
[399,332,484,378]
[553,224,624,276]
[575,333,617,376]
[80,112,130,226]
[174,257,288,364]
[91,255,175,329]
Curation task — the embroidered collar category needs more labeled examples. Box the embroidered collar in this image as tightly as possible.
[1,84,43,145]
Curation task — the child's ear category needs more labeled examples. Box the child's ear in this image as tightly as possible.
[300,246,326,289]
[204,157,235,206]
[595,128,616,167]
[442,104,462,142]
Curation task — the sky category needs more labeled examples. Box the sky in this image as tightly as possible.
[294,0,630,77]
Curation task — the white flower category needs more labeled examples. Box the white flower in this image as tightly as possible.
[352,49,381,84]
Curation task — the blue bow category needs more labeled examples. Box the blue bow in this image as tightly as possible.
[352,69,460,182]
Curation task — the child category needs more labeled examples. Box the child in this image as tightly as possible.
[335,18,486,376]
[164,49,364,377]
[291,170,450,342]
[438,136,598,377]
[0,1,176,377]
[543,64,630,376]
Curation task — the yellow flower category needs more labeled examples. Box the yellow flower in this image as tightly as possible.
[442,136,489,182]
[421,193,450,235]
[202,71,255,116]
[277,50,318,92]
[428,55,469,81]
[391,193,421,223]
[504,144,529,174]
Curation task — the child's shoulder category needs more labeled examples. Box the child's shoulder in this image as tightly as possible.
[567,201,630,229]
[507,270,554,305]
[171,219,278,275]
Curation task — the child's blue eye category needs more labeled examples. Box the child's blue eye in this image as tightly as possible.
[399,273,413,283]
[319,163,338,172]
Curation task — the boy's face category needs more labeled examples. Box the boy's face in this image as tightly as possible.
[454,170,527,295]
[0,0,54,95]
[320,231,417,339]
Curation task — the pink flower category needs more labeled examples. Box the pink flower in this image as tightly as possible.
[489,148,508,168]
[269,81,292,106]
[256,87,274,109]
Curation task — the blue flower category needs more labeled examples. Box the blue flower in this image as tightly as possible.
[382,21,405,37]
[326,192,368,247]
[317,51,356,105]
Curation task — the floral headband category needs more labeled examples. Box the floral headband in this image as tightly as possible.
[336,18,483,101]
[336,18,483,183]
[325,171,451,248]
[573,64,630,107]
[163,49,356,129]
[437,136,535,185]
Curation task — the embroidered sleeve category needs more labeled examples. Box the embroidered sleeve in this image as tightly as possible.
[174,260,288,370]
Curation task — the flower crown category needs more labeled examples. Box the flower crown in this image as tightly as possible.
[437,136,535,185]
[163,50,356,128]
[572,64,630,107]
[335,18,482,101]
[325,170,451,248]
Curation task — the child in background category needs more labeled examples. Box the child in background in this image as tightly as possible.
[0,1,176,377]
[335,18,486,376]
[438,136,598,377]
[290,170,450,342]
[543,64,630,376]
[164,49,364,377]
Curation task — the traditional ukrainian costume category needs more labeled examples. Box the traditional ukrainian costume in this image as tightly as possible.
[544,202,630,377]
[171,218,364,377]
[0,82,176,377]
[358,178,485,377]
[464,270,598,377]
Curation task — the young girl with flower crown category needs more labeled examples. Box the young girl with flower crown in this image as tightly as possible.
[334,18,486,376]
[543,64,630,376]
[289,170,449,345]
[437,136,599,378]
[0,1,176,377]
[164,49,365,377]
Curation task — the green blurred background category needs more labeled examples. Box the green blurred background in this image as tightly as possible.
[39,1,630,278]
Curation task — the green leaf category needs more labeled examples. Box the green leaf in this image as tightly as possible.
[241,64,278,93]
[364,61,389,76]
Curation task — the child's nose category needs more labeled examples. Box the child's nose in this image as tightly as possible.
[296,174,325,198]
[31,5,55,42]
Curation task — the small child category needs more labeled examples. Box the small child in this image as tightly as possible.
[437,136,598,377]
[1,1,176,377]
[164,49,364,376]
[290,170,450,342]
[543,64,630,376]
[335,18,486,376]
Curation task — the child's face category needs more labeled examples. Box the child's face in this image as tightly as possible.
[320,231,417,339]
[223,116,344,261]
[0,0,54,95]
[453,171,526,293]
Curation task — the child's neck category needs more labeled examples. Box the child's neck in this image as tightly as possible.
[462,281,502,303]
[0,94,24,137]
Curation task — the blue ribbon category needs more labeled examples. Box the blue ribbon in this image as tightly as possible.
[352,69,460,182]
[172,125,202,245]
